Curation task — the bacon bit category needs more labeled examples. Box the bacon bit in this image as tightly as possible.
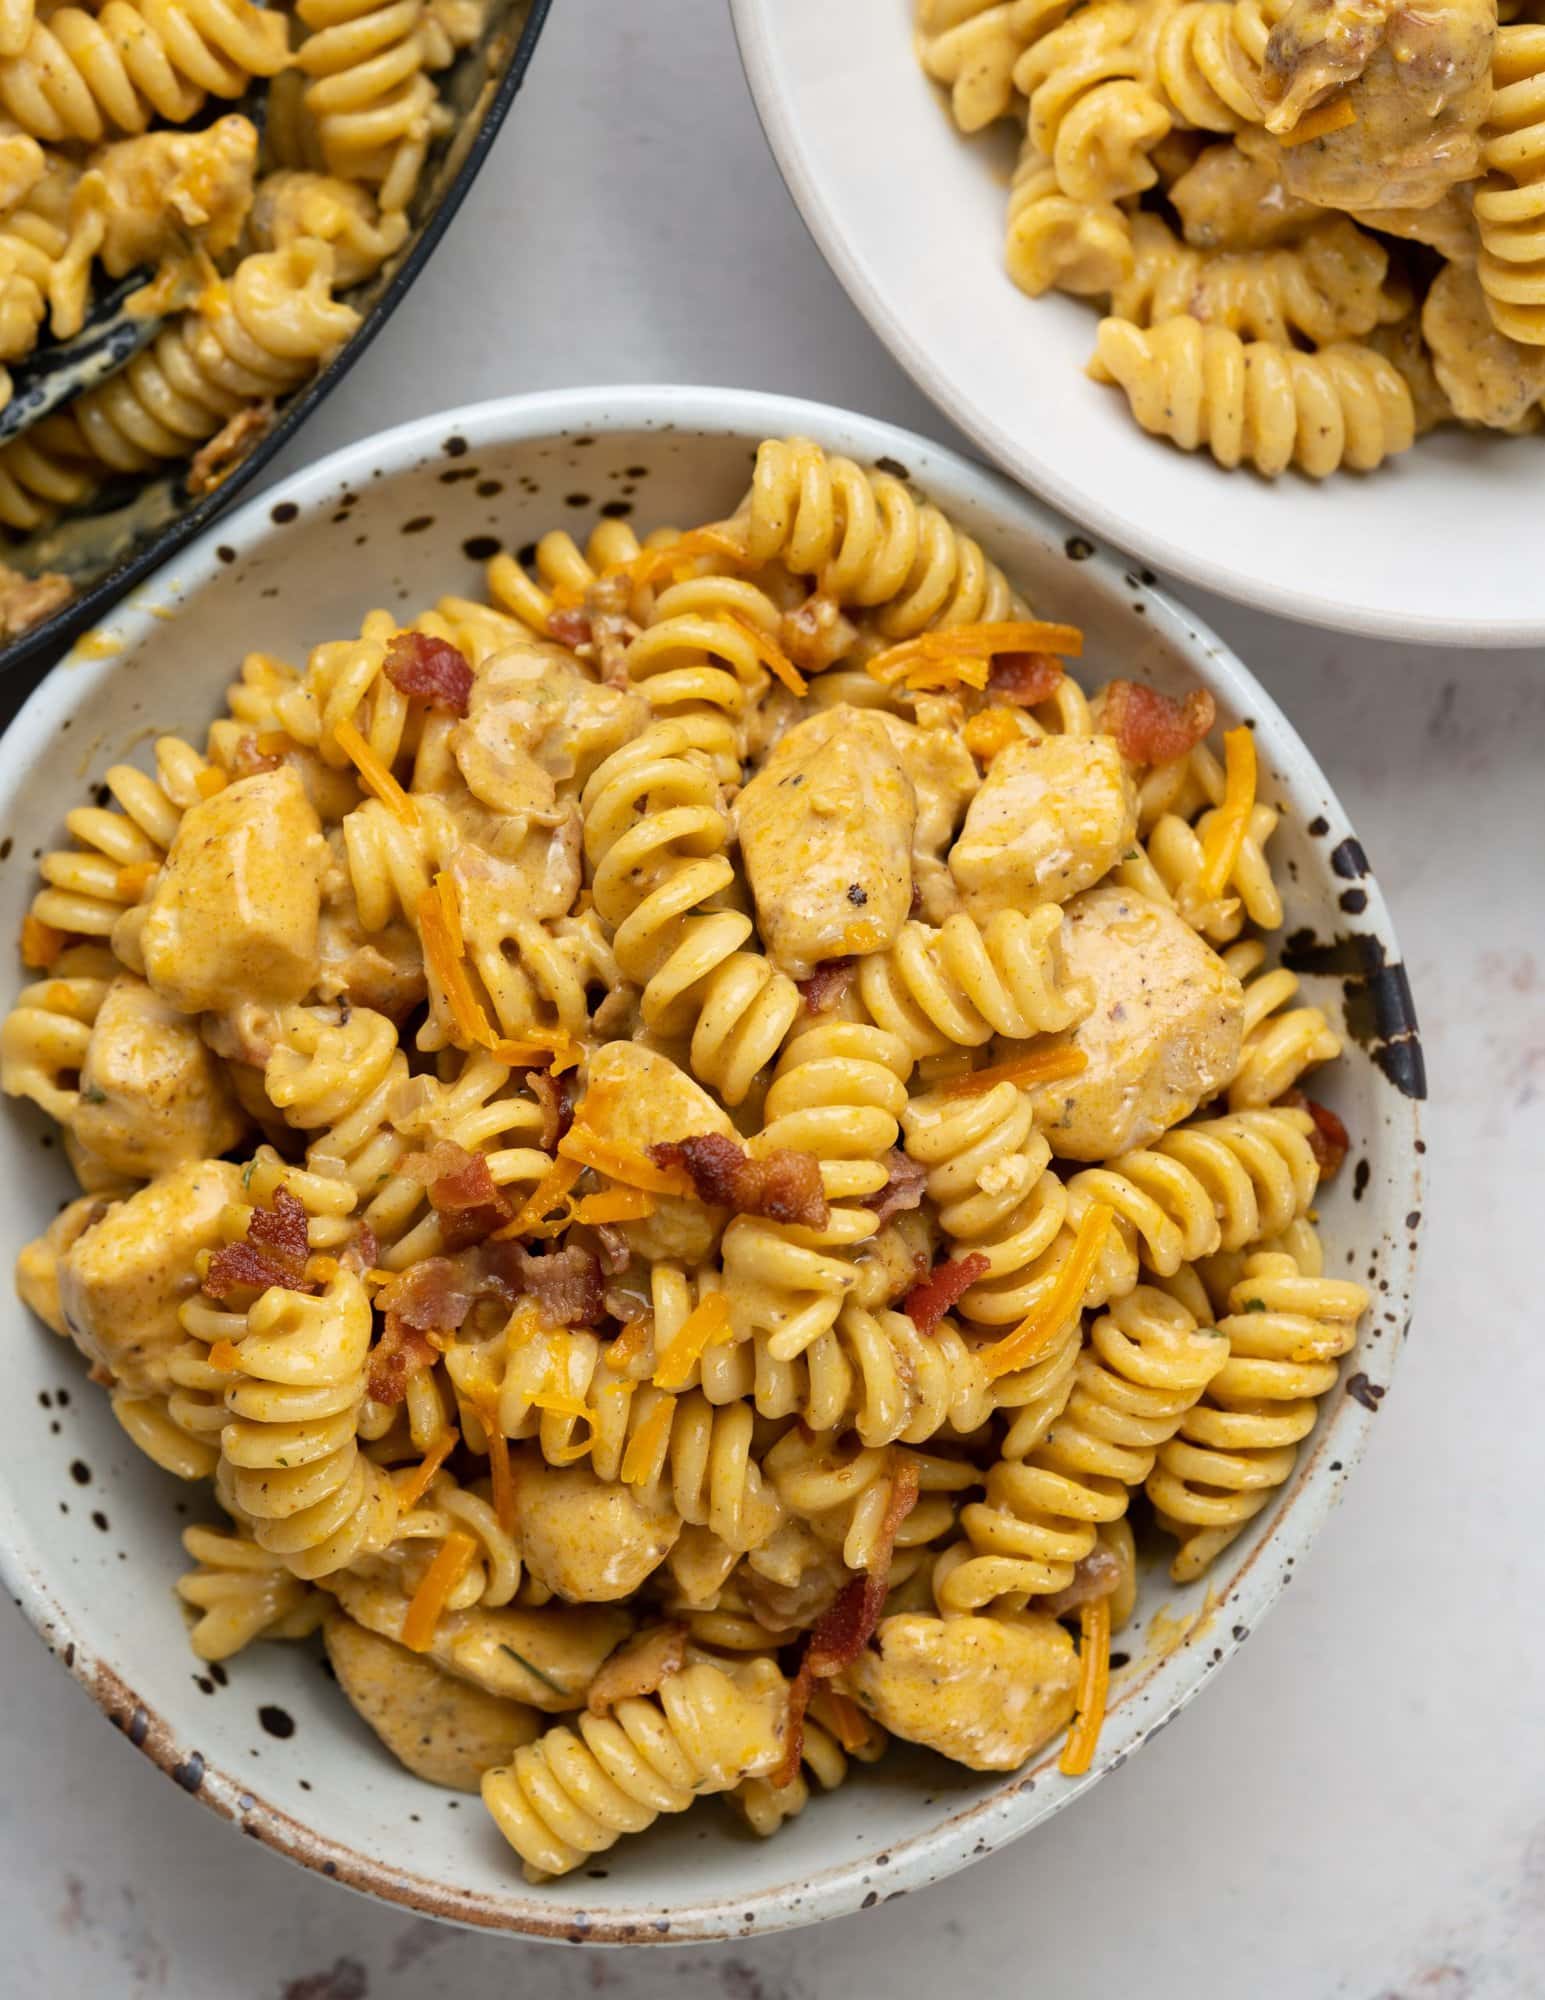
[498,1243,605,1328]
[1101,679,1216,767]
[559,1124,696,1198]
[207,1338,240,1372]
[333,715,419,828]
[341,1220,380,1276]
[962,706,1027,762]
[867,620,1084,690]
[1039,1544,1123,1619]
[652,1292,733,1391]
[19,913,66,968]
[194,767,228,798]
[498,1155,585,1241]
[247,1186,311,1280]
[943,1046,1089,1098]
[367,1313,438,1404]
[986,651,1065,706]
[619,1394,675,1485]
[114,860,159,900]
[228,734,282,778]
[798,957,855,1015]
[375,1257,475,1333]
[204,1187,318,1300]
[393,1429,458,1511]
[1059,1596,1111,1777]
[772,1456,919,1789]
[417,884,495,1052]
[981,1204,1114,1381]
[605,1318,651,1374]
[864,1149,928,1227]
[1282,1090,1350,1180]
[401,1530,477,1653]
[384,631,474,716]
[545,607,591,649]
[402,1140,513,1251]
[1198,725,1258,899]
[201,1238,315,1300]
[723,611,807,696]
[572,1187,656,1225]
[587,1623,688,1715]
[1278,94,1357,145]
[903,1252,990,1335]
[647,1134,829,1229]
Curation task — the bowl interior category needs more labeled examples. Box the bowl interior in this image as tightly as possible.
[0,391,1422,1941]
[732,0,1541,645]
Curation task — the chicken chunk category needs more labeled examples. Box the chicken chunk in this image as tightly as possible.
[1034,885,1245,1160]
[1169,135,1326,250]
[735,707,917,978]
[55,1159,245,1394]
[324,1611,541,1791]
[838,1612,1079,1771]
[509,1451,681,1602]
[141,766,329,1015]
[866,708,979,922]
[948,733,1137,917]
[1422,260,1545,432]
[73,975,247,1178]
[15,1195,105,1336]
[579,1041,736,1263]
[454,640,648,814]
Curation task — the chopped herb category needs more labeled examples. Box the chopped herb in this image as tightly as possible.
[79,1084,107,1104]
[1242,1298,1266,1312]
[1124,849,1140,861]
[497,1643,566,1696]
[846,884,868,906]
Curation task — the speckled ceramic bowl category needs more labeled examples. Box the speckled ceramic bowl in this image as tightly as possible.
[0,388,1425,1943]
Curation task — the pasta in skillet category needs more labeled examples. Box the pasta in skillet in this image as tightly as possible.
[916,0,1545,475]
[5,438,1369,1880]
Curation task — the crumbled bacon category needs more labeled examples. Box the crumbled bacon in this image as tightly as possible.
[902,1252,990,1334]
[383,631,474,716]
[402,1140,513,1251]
[648,1134,829,1229]
[229,733,282,777]
[1039,1544,1123,1619]
[343,1221,380,1276]
[484,1242,605,1327]
[864,1149,927,1228]
[798,957,855,1015]
[203,1188,319,1300]
[587,1624,688,1715]
[529,1067,577,1152]
[772,1457,919,1789]
[376,1257,475,1333]
[1282,1089,1351,1180]
[545,608,591,650]
[366,1313,438,1404]
[1100,679,1216,766]
[986,651,1064,706]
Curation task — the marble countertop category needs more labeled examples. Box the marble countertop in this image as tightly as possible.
[4,3,1543,1994]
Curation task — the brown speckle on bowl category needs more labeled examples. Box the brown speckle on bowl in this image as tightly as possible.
[564,493,590,508]
[259,1705,296,1740]
[874,455,910,479]
[270,503,299,526]
[1307,815,1330,837]
[476,479,503,498]
[1331,837,1369,879]
[1345,1373,1386,1411]
[1281,929,1426,1099]
[401,516,434,535]
[442,435,469,458]
[216,546,237,565]
[461,536,500,561]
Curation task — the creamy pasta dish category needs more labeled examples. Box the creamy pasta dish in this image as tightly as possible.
[3,437,1368,1878]
[918,0,1545,476]
[0,0,486,637]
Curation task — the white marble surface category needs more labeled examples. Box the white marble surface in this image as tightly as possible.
[3,2,1544,1994]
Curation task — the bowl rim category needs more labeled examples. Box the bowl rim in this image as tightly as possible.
[0,384,1425,1943]
[728,0,1543,650]
[0,0,554,683]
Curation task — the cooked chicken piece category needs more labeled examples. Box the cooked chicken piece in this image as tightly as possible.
[55,1159,245,1394]
[579,1041,736,1263]
[140,767,328,1015]
[1169,135,1327,250]
[509,1451,681,1602]
[949,733,1137,916]
[838,1612,1079,1771]
[1422,259,1545,429]
[15,1195,105,1336]
[1033,884,1245,1160]
[735,707,917,978]
[867,708,979,922]
[324,1611,541,1790]
[73,975,246,1179]
[454,641,648,815]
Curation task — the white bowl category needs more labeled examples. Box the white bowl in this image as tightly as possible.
[0,386,1425,1941]
[732,0,1544,647]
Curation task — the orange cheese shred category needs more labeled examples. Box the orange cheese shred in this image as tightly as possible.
[1277,96,1356,147]
[484,1414,516,1536]
[866,620,1084,689]
[981,1204,1115,1381]
[619,1393,675,1485]
[416,884,496,1052]
[255,731,292,758]
[605,1318,652,1374]
[548,526,750,611]
[401,1530,477,1653]
[497,1155,584,1240]
[114,860,159,900]
[193,767,228,798]
[572,1187,657,1225]
[491,1029,580,1074]
[1198,725,1258,900]
[652,1292,732,1392]
[558,1124,696,1197]
[944,1046,1089,1098]
[19,914,66,968]
[333,716,419,828]
[393,1429,458,1511]
[962,706,1029,761]
[1059,1596,1112,1776]
[724,611,808,696]
[434,869,464,960]
[815,1689,876,1755]
[207,1338,240,1372]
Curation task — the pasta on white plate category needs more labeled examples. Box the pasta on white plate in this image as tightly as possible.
[5,437,1369,1880]
[915,0,1542,476]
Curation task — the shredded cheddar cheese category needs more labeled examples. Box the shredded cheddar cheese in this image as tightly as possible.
[492,1029,580,1074]
[498,1155,584,1239]
[393,1429,458,1511]
[401,1530,477,1652]
[944,1046,1089,1098]
[19,914,65,969]
[417,884,496,1053]
[114,860,159,900]
[867,620,1084,689]
[652,1291,732,1391]
[193,767,228,798]
[605,1318,652,1374]
[558,1123,696,1197]
[333,716,419,828]
[484,1412,516,1535]
[1278,96,1357,147]
[982,1203,1115,1381]
[818,1690,875,1754]
[962,706,1029,761]
[619,1393,675,1485]
[724,611,808,696]
[549,526,751,611]
[572,1187,656,1225]
[434,869,465,959]
[1059,1596,1112,1776]
[254,731,292,758]
[1198,725,1258,900]
[207,1338,240,1372]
